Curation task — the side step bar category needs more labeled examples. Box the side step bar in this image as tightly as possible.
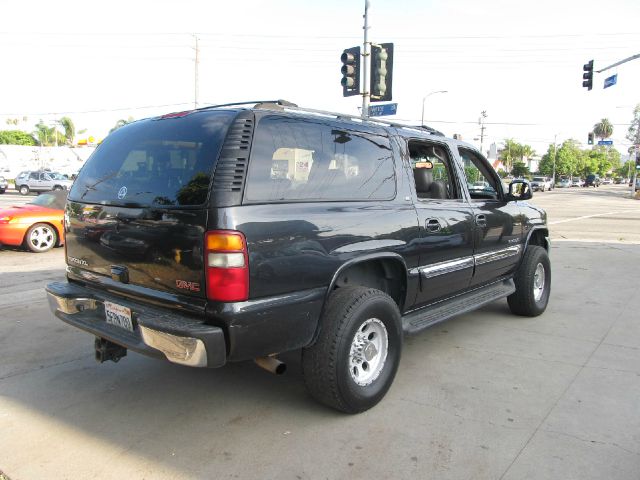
[402,279,516,335]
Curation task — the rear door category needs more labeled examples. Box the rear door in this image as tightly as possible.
[65,110,237,300]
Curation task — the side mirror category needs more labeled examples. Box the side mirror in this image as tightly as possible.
[507,179,532,201]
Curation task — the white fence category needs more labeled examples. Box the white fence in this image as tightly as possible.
[0,145,96,179]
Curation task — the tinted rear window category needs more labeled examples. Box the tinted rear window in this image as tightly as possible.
[244,115,395,202]
[69,111,235,207]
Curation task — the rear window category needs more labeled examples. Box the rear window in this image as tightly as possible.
[244,115,395,202]
[69,111,235,207]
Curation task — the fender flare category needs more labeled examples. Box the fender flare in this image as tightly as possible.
[309,252,409,345]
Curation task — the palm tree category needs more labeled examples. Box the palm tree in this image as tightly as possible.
[33,121,55,146]
[58,117,75,146]
[593,118,614,141]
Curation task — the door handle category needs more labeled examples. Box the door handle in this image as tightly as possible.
[426,218,442,233]
[475,214,487,227]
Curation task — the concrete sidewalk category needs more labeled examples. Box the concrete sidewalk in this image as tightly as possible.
[0,241,639,479]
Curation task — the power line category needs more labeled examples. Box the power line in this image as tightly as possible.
[0,102,193,116]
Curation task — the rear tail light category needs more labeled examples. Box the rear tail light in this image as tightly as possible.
[205,230,249,302]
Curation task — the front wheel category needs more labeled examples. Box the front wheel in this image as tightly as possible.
[302,287,402,414]
[19,185,29,195]
[508,245,551,316]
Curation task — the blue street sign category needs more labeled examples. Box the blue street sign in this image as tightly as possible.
[368,103,398,117]
[597,140,613,146]
[604,74,617,89]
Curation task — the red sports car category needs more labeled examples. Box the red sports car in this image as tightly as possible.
[0,191,66,252]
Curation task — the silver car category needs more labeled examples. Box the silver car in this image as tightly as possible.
[0,176,8,194]
[15,171,73,195]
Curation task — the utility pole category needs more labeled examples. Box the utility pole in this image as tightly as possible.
[193,35,200,109]
[361,0,371,118]
[552,134,557,190]
[479,111,487,154]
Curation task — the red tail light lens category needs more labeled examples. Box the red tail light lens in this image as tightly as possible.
[205,230,249,302]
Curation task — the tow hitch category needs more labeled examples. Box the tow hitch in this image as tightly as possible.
[95,337,127,363]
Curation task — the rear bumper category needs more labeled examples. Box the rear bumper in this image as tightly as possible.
[46,281,227,368]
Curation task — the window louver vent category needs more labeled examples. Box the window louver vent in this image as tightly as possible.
[211,112,255,206]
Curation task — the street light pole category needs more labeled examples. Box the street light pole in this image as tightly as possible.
[421,90,447,126]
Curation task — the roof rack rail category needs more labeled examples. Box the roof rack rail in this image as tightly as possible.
[275,104,445,136]
[195,99,298,112]
[192,101,444,136]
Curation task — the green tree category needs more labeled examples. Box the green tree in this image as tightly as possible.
[593,118,613,141]
[33,120,65,146]
[0,130,37,146]
[499,139,519,172]
[627,104,640,162]
[58,117,75,146]
[109,116,135,134]
[511,161,529,177]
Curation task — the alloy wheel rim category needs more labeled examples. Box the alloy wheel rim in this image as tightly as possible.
[533,263,545,301]
[348,318,388,386]
[29,226,54,251]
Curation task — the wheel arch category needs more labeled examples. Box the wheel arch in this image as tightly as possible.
[309,253,408,345]
[525,227,550,253]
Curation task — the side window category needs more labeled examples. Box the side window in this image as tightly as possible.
[408,141,459,200]
[244,116,396,202]
[29,172,39,180]
[42,173,53,181]
[458,148,501,200]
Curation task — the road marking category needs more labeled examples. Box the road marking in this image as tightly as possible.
[549,211,622,225]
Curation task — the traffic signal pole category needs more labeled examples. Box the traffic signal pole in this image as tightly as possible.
[362,0,371,118]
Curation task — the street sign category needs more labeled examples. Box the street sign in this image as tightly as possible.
[368,103,397,117]
[604,74,617,89]
[597,140,613,146]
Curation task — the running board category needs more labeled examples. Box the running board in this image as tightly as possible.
[402,279,515,335]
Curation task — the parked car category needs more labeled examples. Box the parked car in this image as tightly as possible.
[14,171,74,195]
[584,174,601,187]
[557,178,572,188]
[0,176,8,193]
[46,101,551,413]
[571,178,583,187]
[530,176,552,192]
[602,178,613,185]
[0,190,66,252]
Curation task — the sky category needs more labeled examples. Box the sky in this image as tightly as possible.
[1,0,639,158]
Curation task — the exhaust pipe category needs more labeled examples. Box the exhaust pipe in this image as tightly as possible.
[254,356,287,375]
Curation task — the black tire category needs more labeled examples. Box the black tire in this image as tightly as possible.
[508,245,551,317]
[302,287,402,414]
[53,185,63,191]
[23,223,57,253]
[19,185,29,195]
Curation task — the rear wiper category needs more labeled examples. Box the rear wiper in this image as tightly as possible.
[79,171,119,199]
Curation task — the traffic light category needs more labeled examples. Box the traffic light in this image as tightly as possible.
[341,47,361,97]
[370,43,394,102]
[582,60,594,90]
[588,132,594,145]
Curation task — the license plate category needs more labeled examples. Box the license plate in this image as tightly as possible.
[104,301,134,332]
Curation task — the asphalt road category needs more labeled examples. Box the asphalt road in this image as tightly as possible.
[1,186,639,480]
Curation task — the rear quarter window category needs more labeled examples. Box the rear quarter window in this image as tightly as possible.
[244,115,396,202]
[68,111,235,207]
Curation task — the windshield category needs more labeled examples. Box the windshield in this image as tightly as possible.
[28,191,67,209]
[47,172,66,180]
[532,177,544,181]
[68,110,235,207]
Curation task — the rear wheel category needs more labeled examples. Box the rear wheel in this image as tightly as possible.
[19,185,29,195]
[302,287,402,413]
[508,245,551,316]
[53,185,63,191]
[24,223,57,253]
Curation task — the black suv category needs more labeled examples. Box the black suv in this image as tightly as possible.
[46,101,551,413]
